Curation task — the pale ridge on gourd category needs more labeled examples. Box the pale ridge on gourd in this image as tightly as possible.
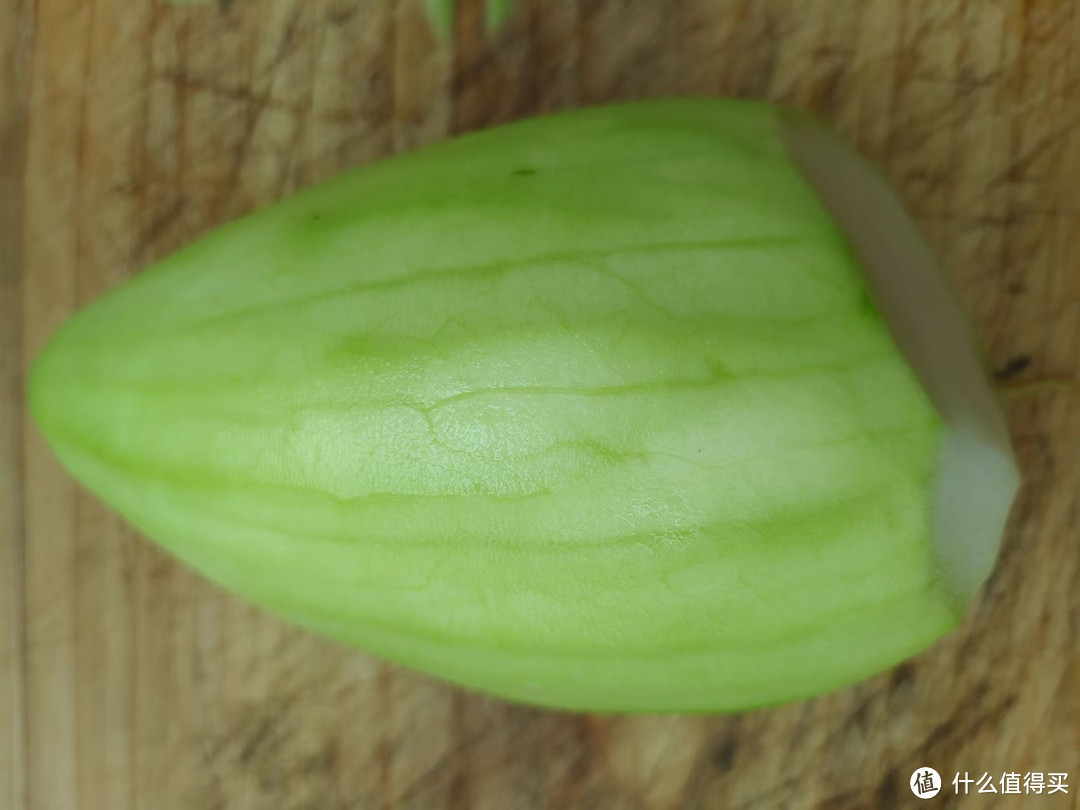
[29,99,1018,713]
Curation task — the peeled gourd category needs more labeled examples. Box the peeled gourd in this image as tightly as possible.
[29,99,1019,712]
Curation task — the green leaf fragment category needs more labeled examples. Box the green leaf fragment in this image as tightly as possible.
[486,0,518,30]
[424,0,519,36]
[425,0,455,37]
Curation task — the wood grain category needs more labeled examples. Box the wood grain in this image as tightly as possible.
[1,2,34,808]
[3,1,1079,808]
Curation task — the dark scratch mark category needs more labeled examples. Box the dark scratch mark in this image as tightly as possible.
[889,661,916,691]
[819,785,874,810]
[905,692,1018,764]
[264,2,307,75]
[219,93,269,215]
[712,739,738,774]
[1007,280,1027,294]
[811,687,879,755]
[73,0,100,304]
[391,717,518,805]
[327,3,357,26]
[732,11,779,99]
[375,663,394,810]
[237,713,278,766]
[967,211,1028,230]
[810,62,847,116]
[738,774,819,810]
[707,714,744,778]
[274,30,317,199]
[450,25,533,97]
[207,2,308,214]
[559,715,594,796]
[995,355,1033,381]
[955,68,1002,96]
[447,692,472,810]
[513,2,539,120]
[193,685,227,809]
[873,766,900,808]
[299,742,338,777]
[158,70,275,108]
[987,125,1074,189]
[130,197,186,263]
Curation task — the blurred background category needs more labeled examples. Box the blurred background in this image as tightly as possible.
[1,0,1078,807]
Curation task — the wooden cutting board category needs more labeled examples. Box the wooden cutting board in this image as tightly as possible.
[3,1,1078,807]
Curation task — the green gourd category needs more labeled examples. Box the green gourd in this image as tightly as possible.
[29,100,1019,712]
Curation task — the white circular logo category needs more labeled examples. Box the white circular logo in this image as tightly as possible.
[911,767,942,799]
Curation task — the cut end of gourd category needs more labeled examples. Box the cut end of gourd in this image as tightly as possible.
[781,110,1021,607]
